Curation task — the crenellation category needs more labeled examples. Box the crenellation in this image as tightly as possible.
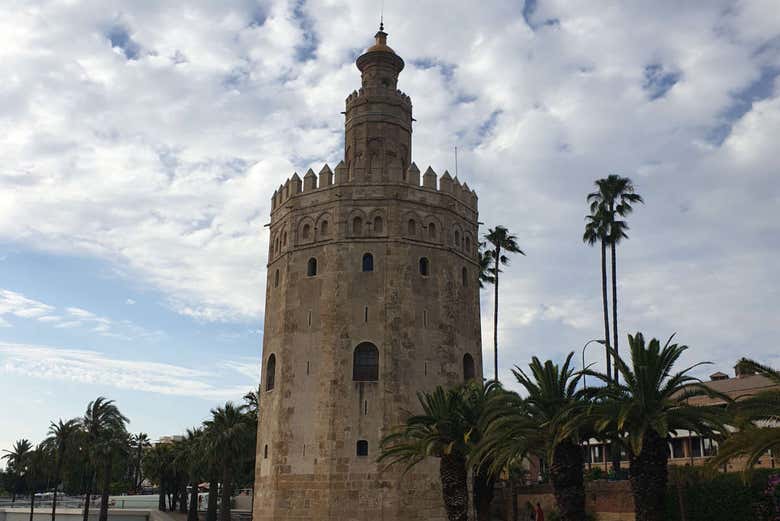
[334,160,347,185]
[290,172,302,194]
[439,170,453,193]
[318,164,333,187]
[303,169,317,191]
[422,166,437,189]
[406,162,420,186]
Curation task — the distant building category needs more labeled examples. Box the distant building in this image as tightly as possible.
[156,435,184,445]
[581,360,779,473]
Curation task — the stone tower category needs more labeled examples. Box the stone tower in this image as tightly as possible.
[254,26,483,521]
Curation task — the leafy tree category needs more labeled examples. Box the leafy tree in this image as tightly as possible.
[483,225,525,382]
[82,397,129,521]
[478,353,588,521]
[2,439,32,503]
[708,358,780,471]
[203,402,255,521]
[588,333,728,521]
[586,175,643,383]
[45,418,81,521]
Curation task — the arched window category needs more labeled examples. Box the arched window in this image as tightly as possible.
[462,267,468,287]
[356,440,369,457]
[307,258,317,277]
[353,342,379,381]
[419,257,429,276]
[465,236,472,253]
[362,253,374,272]
[302,224,311,240]
[266,354,276,391]
[320,220,329,237]
[353,216,363,236]
[274,269,280,288]
[282,231,287,246]
[463,353,475,382]
[408,219,416,236]
[373,216,384,234]
[428,222,437,240]
[454,230,461,249]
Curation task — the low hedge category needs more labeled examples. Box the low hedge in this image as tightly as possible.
[665,467,779,521]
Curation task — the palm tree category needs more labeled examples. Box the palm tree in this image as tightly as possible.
[708,358,780,471]
[203,402,255,521]
[25,444,48,521]
[379,387,471,521]
[2,439,32,503]
[484,226,525,382]
[130,433,150,493]
[587,175,643,384]
[182,428,205,521]
[143,443,174,511]
[46,419,81,521]
[588,333,728,521]
[82,397,129,521]
[583,207,612,380]
[478,353,588,521]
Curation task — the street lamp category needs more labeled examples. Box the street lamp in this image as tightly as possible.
[581,338,606,470]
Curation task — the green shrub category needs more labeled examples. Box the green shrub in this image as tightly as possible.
[665,466,778,521]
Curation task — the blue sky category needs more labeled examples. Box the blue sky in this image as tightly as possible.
[1,0,780,455]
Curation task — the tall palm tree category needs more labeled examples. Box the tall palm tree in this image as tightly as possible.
[25,444,48,521]
[583,207,612,380]
[46,419,81,521]
[708,358,780,471]
[478,353,588,521]
[2,439,32,503]
[587,175,643,384]
[143,443,174,511]
[182,428,205,521]
[203,402,255,521]
[484,226,525,382]
[379,387,471,521]
[588,333,728,521]
[130,433,150,493]
[82,397,129,521]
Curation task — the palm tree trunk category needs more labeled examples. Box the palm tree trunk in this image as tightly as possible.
[493,245,501,382]
[83,471,95,521]
[29,490,35,521]
[158,481,166,511]
[474,466,496,521]
[179,481,189,513]
[550,440,586,521]
[98,453,112,521]
[218,464,233,521]
[611,240,619,384]
[206,477,218,521]
[629,430,668,521]
[600,239,612,380]
[439,453,469,521]
[52,456,63,521]
[187,481,199,521]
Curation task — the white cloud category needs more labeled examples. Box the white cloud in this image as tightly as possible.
[0,289,55,322]
[0,342,256,399]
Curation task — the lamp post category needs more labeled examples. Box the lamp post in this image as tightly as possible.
[581,338,606,471]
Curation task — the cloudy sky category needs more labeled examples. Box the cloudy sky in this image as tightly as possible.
[1,0,779,454]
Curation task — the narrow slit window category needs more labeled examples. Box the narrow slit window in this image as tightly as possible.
[419,257,429,276]
[274,269,280,288]
[423,310,428,327]
[362,253,374,272]
[264,444,269,459]
[454,230,461,248]
[307,257,317,277]
[364,306,368,323]
[462,267,468,287]
[265,353,276,391]
[465,236,472,253]
[308,310,312,327]
[364,400,368,415]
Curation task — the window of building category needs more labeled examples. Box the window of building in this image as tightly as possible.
[356,440,369,457]
[264,444,268,459]
[408,219,416,236]
[353,216,363,236]
[591,444,604,463]
[364,306,368,323]
[463,353,475,382]
[307,257,317,277]
[690,437,702,458]
[703,437,717,457]
[353,342,379,381]
[362,253,374,272]
[419,257,429,276]
[265,354,276,391]
[274,269,280,288]
[302,224,310,240]
[462,267,468,287]
[465,236,472,253]
[454,230,461,248]
[428,222,437,240]
[320,220,329,237]
[670,438,685,459]
[373,216,383,234]
[283,231,288,246]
